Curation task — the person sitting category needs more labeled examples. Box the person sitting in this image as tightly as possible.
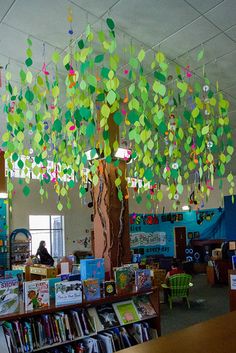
[36,240,54,266]
[163,259,184,303]
[165,259,184,283]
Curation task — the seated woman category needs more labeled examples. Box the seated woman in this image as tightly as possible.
[165,259,184,283]
[36,241,54,266]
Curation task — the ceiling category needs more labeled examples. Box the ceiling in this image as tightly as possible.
[0,0,236,161]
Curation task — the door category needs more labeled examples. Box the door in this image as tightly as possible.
[174,227,187,260]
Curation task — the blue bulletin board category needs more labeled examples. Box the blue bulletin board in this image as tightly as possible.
[129,208,226,258]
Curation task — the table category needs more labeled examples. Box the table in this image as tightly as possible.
[12,264,57,281]
[119,311,236,353]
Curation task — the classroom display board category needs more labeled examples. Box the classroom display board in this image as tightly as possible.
[130,209,225,258]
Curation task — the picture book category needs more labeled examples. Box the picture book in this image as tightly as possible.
[60,273,70,281]
[114,267,134,294]
[80,258,105,283]
[112,300,140,325]
[133,295,156,319]
[48,277,61,300]
[55,280,82,306]
[23,280,50,311]
[0,278,19,314]
[96,304,120,329]
[83,278,100,301]
[135,269,152,291]
[5,269,23,283]
[103,280,116,296]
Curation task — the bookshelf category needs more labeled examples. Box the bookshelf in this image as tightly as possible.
[10,228,32,267]
[0,287,160,352]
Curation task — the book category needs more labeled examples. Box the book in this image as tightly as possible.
[103,281,116,297]
[83,278,100,301]
[80,258,105,283]
[61,273,70,281]
[96,304,120,329]
[5,269,23,283]
[135,269,152,291]
[133,296,156,319]
[112,300,140,325]
[23,280,50,311]
[48,277,61,300]
[0,278,19,314]
[114,267,134,294]
[55,280,82,306]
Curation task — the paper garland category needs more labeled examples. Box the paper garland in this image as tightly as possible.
[1,18,234,210]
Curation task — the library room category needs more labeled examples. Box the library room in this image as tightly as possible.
[0,1,236,353]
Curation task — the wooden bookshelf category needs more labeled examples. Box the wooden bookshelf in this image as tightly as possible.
[0,287,160,353]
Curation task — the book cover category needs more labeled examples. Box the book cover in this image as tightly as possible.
[80,258,105,283]
[83,278,100,301]
[60,273,70,281]
[133,295,156,319]
[55,280,82,306]
[5,269,23,282]
[0,278,19,314]
[114,267,134,294]
[112,300,140,325]
[103,281,116,297]
[24,280,50,311]
[48,277,61,300]
[135,269,152,291]
[96,304,120,329]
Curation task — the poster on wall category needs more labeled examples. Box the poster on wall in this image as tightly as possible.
[129,214,174,257]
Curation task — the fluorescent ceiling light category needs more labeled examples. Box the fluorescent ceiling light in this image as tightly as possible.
[182,205,190,211]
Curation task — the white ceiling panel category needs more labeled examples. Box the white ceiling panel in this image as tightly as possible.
[184,0,224,14]
[155,17,220,60]
[3,0,96,50]
[226,25,236,41]
[110,0,200,47]
[70,0,120,18]
[0,0,15,22]
[177,33,236,70]
[206,0,236,31]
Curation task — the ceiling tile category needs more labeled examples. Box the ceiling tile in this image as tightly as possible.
[184,0,224,14]
[206,0,236,31]
[3,0,96,50]
[70,0,120,18]
[177,33,236,70]
[155,17,220,60]
[0,0,15,22]
[226,25,236,41]
[0,23,56,76]
[110,0,200,47]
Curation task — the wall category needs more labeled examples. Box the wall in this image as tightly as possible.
[9,180,92,255]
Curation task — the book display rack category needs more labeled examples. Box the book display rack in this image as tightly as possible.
[0,287,160,353]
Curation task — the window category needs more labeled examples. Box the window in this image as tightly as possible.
[29,215,65,259]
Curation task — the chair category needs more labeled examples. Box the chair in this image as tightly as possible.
[162,273,193,309]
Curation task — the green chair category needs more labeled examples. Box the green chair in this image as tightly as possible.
[162,273,193,309]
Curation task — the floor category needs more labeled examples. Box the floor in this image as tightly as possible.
[160,273,229,335]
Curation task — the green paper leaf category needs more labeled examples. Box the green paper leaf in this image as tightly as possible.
[86,122,95,137]
[144,168,153,181]
[137,49,146,62]
[101,104,110,118]
[94,54,104,63]
[25,57,33,67]
[23,185,30,197]
[128,110,139,124]
[197,48,204,61]
[202,125,209,135]
[154,71,166,82]
[25,89,34,103]
[106,18,115,30]
[78,39,84,49]
[53,119,62,132]
[113,111,123,125]
[52,51,60,64]
[57,202,63,211]
[136,195,142,204]
[106,90,116,105]
[227,146,234,155]
[156,52,165,63]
